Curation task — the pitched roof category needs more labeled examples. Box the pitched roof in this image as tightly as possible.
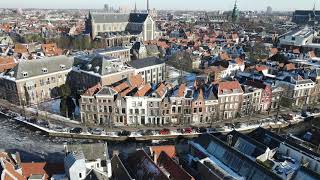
[91,13,130,23]
[128,74,144,87]
[177,84,186,97]
[113,82,130,93]
[96,86,118,96]
[6,55,74,80]
[0,56,16,73]
[125,150,169,180]
[309,51,316,58]
[245,80,268,90]
[157,151,194,180]
[41,43,62,56]
[83,83,102,96]
[128,13,149,23]
[150,145,176,159]
[270,48,278,55]
[135,84,151,97]
[20,162,64,179]
[293,48,300,54]
[285,63,295,71]
[14,44,28,54]
[218,81,243,95]
[255,65,268,72]
[127,57,164,69]
[155,83,166,97]
[120,86,136,97]
[66,143,109,161]
[2,159,24,180]
[219,52,231,61]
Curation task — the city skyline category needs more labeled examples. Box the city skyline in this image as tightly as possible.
[1,0,320,11]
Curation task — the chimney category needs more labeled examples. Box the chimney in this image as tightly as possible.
[112,150,119,156]
[15,152,21,166]
[153,151,158,164]
[227,134,233,146]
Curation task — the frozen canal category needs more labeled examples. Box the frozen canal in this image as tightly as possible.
[0,115,175,164]
[0,115,65,163]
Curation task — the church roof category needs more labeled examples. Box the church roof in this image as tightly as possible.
[90,12,149,24]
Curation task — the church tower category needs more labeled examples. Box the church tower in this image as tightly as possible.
[231,0,239,23]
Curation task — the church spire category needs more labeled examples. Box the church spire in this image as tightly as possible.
[134,1,137,13]
[147,0,150,12]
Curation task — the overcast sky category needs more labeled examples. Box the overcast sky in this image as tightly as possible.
[1,0,319,11]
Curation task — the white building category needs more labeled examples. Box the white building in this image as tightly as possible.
[128,57,165,84]
[279,27,316,47]
[276,74,315,107]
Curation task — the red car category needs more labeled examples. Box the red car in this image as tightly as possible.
[183,128,193,134]
[160,129,170,135]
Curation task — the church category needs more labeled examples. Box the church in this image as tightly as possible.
[85,0,156,43]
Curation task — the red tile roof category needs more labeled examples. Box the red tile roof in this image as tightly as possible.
[235,57,244,65]
[2,160,24,180]
[20,162,64,179]
[285,63,295,71]
[157,152,194,180]
[150,145,176,158]
[218,81,243,95]
[309,51,316,58]
[128,74,144,88]
[293,48,300,54]
[120,86,135,97]
[14,44,28,54]
[0,56,16,73]
[83,83,101,96]
[41,43,62,57]
[155,83,166,97]
[270,48,278,55]
[219,52,231,61]
[135,84,151,97]
[177,84,186,97]
[256,65,268,72]
[113,82,129,93]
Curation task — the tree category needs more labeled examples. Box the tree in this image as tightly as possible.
[58,84,74,118]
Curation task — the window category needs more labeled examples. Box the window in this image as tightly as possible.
[60,64,66,70]
[22,72,28,77]
[42,68,48,74]
[79,173,82,178]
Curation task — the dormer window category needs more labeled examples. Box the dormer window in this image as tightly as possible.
[22,72,28,77]
[60,64,66,70]
[42,68,48,74]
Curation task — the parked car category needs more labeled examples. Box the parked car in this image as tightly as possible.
[159,128,170,135]
[70,127,82,134]
[118,130,131,136]
[91,128,103,135]
[183,128,193,134]
[142,129,154,136]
